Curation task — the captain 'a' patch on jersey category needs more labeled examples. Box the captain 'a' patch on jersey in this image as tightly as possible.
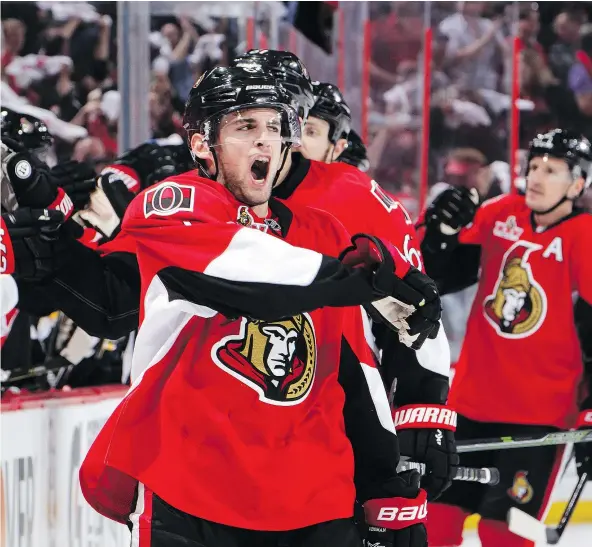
[483,240,547,338]
[211,313,317,406]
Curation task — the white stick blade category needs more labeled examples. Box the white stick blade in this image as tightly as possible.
[508,507,548,543]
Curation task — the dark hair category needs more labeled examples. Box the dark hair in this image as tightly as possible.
[560,8,587,25]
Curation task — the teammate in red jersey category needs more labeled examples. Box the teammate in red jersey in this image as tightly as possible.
[255,66,457,503]
[420,129,592,547]
[300,81,351,164]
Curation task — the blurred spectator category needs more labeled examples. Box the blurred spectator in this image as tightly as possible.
[155,17,200,101]
[439,1,504,92]
[1,18,26,70]
[149,90,183,139]
[369,3,424,97]
[72,136,108,174]
[548,9,586,85]
[69,90,118,157]
[569,27,592,117]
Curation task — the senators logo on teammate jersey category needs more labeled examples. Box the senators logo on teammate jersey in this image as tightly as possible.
[212,314,317,405]
[483,241,547,338]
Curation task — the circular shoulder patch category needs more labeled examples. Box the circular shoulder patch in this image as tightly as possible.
[14,159,32,179]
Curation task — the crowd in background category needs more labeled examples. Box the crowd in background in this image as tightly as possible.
[367,1,592,215]
[1,1,236,169]
[3,2,591,198]
[1,0,591,392]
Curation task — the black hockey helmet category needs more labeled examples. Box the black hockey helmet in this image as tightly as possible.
[231,49,315,121]
[309,82,352,144]
[1,106,53,151]
[527,129,592,189]
[338,129,370,172]
[183,65,301,147]
[183,66,301,180]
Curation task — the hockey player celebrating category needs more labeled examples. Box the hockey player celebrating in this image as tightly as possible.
[4,50,457,509]
[420,128,592,547]
[2,64,442,546]
[75,66,434,547]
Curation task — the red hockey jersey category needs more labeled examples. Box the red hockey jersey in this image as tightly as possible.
[273,156,451,383]
[275,159,423,273]
[450,194,592,428]
[79,173,398,530]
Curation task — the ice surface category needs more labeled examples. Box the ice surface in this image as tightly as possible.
[459,524,591,546]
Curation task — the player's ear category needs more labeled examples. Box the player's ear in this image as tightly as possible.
[332,138,349,161]
[190,133,210,161]
[567,176,585,200]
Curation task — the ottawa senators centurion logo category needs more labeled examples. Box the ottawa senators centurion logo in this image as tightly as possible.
[483,241,547,338]
[212,314,317,405]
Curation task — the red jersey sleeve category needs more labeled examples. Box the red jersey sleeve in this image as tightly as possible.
[121,177,394,322]
[571,215,592,304]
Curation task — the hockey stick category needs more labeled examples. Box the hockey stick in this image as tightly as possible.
[398,461,500,485]
[508,470,588,544]
[1,361,69,384]
[457,429,592,453]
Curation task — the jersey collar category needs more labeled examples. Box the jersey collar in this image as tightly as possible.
[268,197,293,238]
[529,207,585,233]
[272,152,311,200]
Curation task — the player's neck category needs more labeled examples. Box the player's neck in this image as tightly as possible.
[532,200,573,228]
[252,202,269,218]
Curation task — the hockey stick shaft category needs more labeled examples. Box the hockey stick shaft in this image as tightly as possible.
[552,470,588,540]
[2,360,69,383]
[397,462,500,485]
[457,429,592,453]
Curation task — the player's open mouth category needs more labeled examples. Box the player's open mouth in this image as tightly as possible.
[250,156,270,184]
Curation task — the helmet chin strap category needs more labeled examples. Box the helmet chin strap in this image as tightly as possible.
[529,180,581,216]
[273,144,291,186]
[323,143,336,164]
[530,194,570,216]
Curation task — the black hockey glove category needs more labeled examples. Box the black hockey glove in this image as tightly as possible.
[392,376,458,501]
[340,234,441,350]
[102,142,178,191]
[396,426,458,501]
[101,173,135,219]
[1,137,58,209]
[575,400,592,480]
[362,471,428,547]
[50,160,97,210]
[2,207,82,281]
[425,187,479,234]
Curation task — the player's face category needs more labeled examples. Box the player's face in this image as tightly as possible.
[501,288,527,321]
[261,325,298,378]
[301,117,334,162]
[215,108,283,207]
[525,156,576,212]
